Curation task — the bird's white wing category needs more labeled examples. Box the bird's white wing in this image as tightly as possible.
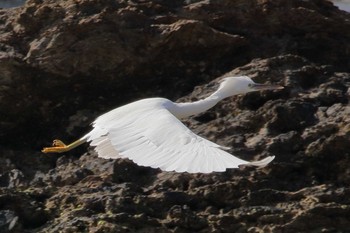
[86,108,274,173]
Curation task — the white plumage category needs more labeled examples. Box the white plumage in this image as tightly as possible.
[43,76,283,173]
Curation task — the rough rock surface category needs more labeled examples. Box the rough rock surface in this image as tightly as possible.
[0,0,350,232]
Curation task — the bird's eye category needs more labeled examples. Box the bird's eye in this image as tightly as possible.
[248,83,253,88]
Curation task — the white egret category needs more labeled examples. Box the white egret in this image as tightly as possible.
[42,76,283,173]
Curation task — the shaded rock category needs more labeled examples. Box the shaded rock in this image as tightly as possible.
[267,131,302,155]
[163,205,208,231]
[188,182,246,209]
[285,204,350,233]
[0,169,25,188]
[0,210,18,232]
[0,189,50,230]
[264,100,317,134]
[212,215,243,233]
[243,189,288,206]
[112,159,160,184]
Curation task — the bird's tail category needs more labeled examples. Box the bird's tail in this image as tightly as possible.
[247,156,275,167]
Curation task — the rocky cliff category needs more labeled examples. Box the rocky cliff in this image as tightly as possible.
[0,0,350,232]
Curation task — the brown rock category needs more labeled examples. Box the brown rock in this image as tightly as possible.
[0,0,350,232]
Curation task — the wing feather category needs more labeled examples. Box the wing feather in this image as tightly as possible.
[85,105,274,173]
[94,136,120,159]
[158,150,182,170]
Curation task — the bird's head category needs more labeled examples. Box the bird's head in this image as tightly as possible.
[214,76,283,99]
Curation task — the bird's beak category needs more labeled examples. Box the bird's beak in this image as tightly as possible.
[251,83,284,91]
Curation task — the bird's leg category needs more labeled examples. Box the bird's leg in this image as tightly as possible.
[42,139,85,153]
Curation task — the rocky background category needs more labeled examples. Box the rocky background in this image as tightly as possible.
[0,0,350,232]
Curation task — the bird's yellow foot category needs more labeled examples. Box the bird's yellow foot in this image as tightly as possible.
[52,139,66,147]
[42,139,85,153]
[42,139,69,153]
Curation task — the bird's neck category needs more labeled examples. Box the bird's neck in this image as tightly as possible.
[172,93,223,119]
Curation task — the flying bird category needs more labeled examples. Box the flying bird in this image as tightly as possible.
[42,76,283,173]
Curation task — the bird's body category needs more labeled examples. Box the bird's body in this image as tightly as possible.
[43,76,283,173]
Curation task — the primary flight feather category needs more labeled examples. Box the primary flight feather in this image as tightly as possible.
[42,76,283,173]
